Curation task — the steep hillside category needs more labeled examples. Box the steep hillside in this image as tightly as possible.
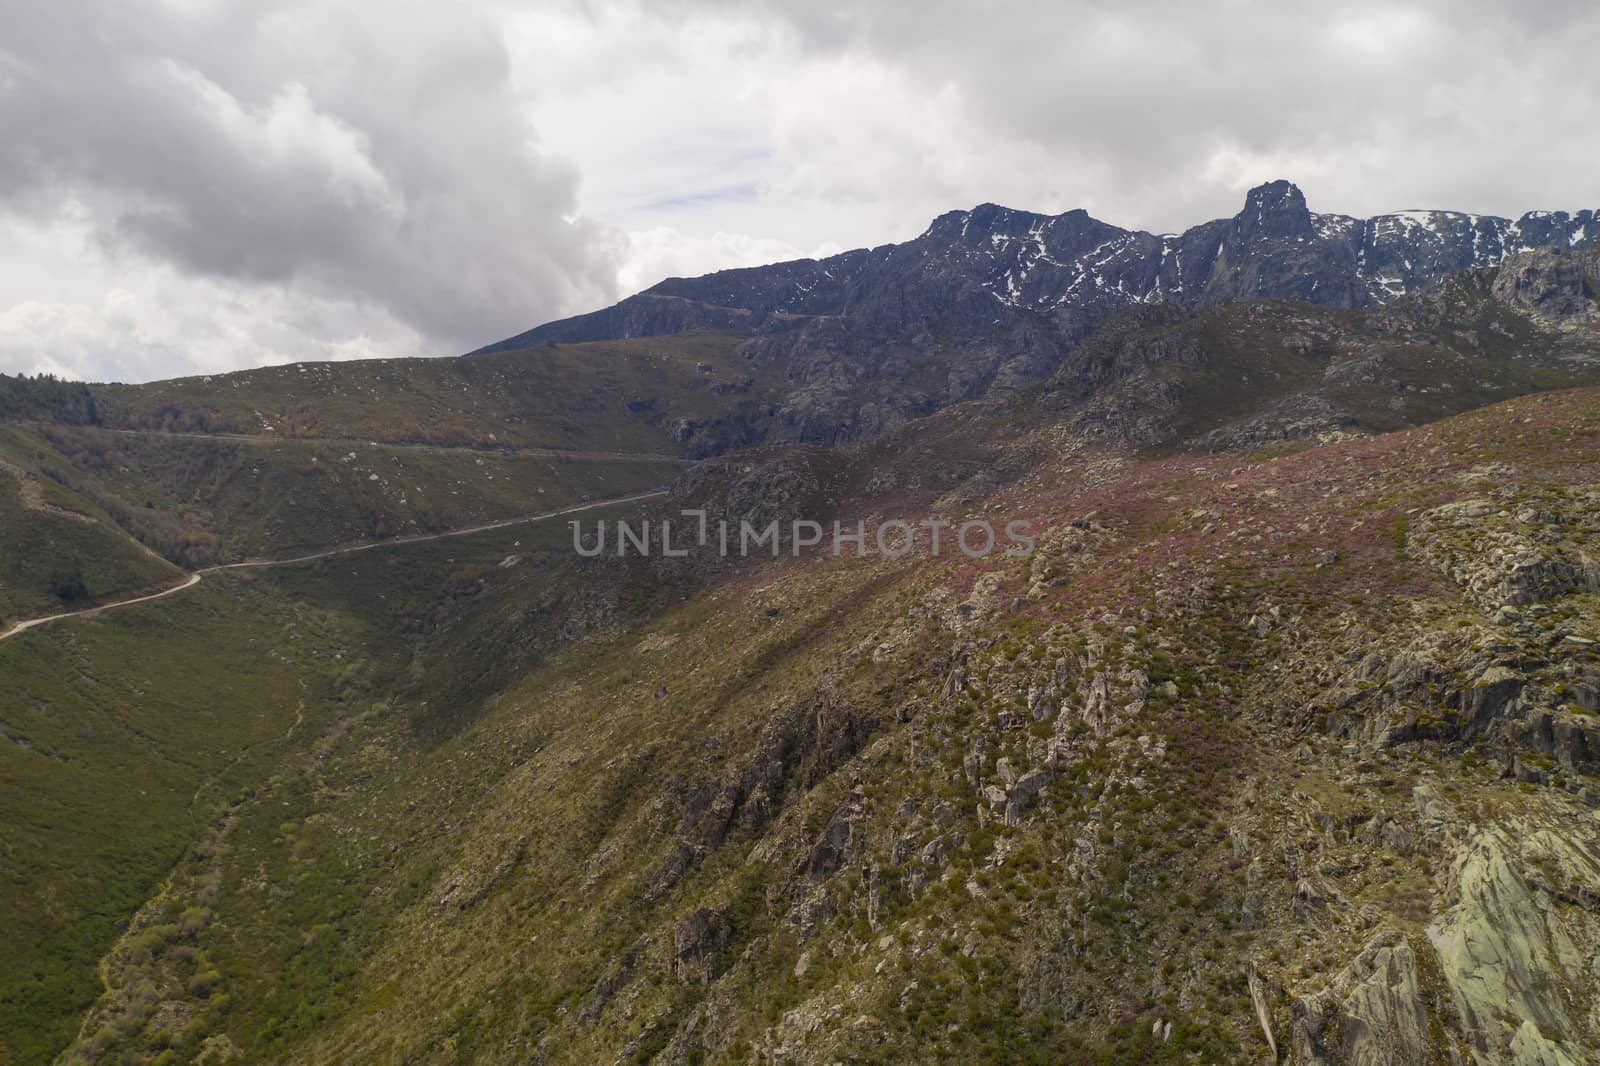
[0,498,651,1064]
[13,383,1598,1065]
[0,427,185,628]
[0,573,379,1062]
[9,425,686,567]
[0,330,774,622]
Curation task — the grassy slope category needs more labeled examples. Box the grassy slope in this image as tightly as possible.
[0,577,380,1063]
[21,424,686,565]
[0,431,184,629]
[0,496,657,1066]
[92,334,779,454]
[34,388,1598,1064]
[0,333,749,613]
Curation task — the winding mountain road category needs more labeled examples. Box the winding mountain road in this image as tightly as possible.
[22,423,697,464]
[0,489,667,644]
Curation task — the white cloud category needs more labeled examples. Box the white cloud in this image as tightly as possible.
[0,215,425,382]
[619,227,840,294]
[167,70,400,215]
[0,280,427,384]
[1326,9,1437,63]
[0,0,621,379]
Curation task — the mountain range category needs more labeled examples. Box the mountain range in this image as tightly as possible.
[474,181,1600,447]
[490,180,1598,347]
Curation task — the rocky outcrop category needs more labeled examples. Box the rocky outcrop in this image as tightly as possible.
[1288,805,1600,1066]
[1426,826,1599,1065]
[1455,666,1525,739]
[1003,769,1055,826]
[1491,250,1599,329]
[673,908,733,983]
[1291,933,1434,1066]
[807,790,865,882]
[1520,710,1600,778]
[1411,491,1600,609]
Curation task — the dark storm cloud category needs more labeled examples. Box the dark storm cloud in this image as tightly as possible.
[0,0,622,351]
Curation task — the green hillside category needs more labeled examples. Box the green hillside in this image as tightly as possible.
[3,386,1597,1063]
[90,334,781,456]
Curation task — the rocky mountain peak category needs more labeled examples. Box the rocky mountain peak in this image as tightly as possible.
[1236,179,1314,238]
[928,202,1097,248]
[965,202,1019,226]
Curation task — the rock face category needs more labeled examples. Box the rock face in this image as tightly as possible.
[1427,827,1599,1066]
[673,908,733,983]
[1003,768,1054,826]
[1490,249,1599,328]
[1289,819,1600,1066]
[1456,666,1524,739]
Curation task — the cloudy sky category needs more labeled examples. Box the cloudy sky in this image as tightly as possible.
[0,0,1596,382]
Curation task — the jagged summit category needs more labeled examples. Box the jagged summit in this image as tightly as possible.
[1236,179,1314,238]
